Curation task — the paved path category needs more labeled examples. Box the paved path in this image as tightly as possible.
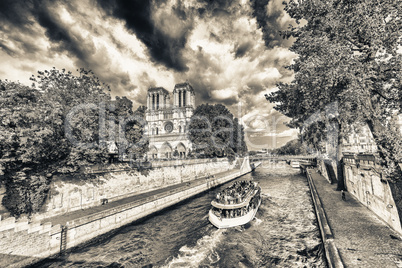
[309,169,402,268]
[1,168,241,268]
[41,168,239,226]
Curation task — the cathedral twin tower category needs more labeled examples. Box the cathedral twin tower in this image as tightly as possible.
[145,82,195,159]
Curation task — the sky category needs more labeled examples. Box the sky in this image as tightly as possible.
[0,0,299,150]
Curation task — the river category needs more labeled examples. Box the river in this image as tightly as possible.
[37,162,326,267]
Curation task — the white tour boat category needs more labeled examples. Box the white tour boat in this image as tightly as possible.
[208,180,261,228]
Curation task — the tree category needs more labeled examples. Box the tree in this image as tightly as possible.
[106,98,149,160]
[233,118,248,156]
[125,126,149,160]
[266,0,402,218]
[125,105,149,160]
[0,81,60,216]
[188,104,248,158]
[0,68,148,216]
[272,139,308,155]
[30,68,112,173]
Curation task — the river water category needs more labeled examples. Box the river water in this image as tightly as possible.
[38,162,326,267]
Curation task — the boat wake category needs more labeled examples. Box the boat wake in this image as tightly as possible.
[162,229,224,268]
[254,217,263,226]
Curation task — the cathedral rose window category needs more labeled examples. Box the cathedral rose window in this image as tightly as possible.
[164,121,174,133]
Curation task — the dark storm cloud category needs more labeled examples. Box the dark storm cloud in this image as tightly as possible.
[133,72,158,105]
[96,0,190,72]
[0,0,136,95]
[0,0,93,61]
[233,41,254,58]
[179,46,222,104]
[0,43,15,56]
[0,0,34,29]
[34,4,92,61]
[172,0,188,20]
[246,80,266,94]
[0,0,39,56]
[250,0,290,48]
[197,0,233,14]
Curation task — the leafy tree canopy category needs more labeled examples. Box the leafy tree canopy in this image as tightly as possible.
[267,0,402,180]
[272,139,308,156]
[266,0,402,224]
[1,68,148,216]
[188,103,247,159]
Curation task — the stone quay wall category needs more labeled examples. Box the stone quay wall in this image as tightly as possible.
[318,154,402,235]
[305,168,343,268]
[317,159,338,184]
[63,167,249,251]
[0,216,61,260]
[34,159,235,221]
[0,158,251,266]
[342,154,402,235]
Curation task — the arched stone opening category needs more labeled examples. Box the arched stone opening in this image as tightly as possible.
[148,145,158,159]
[160,142,173,159]
[176,142,186,158]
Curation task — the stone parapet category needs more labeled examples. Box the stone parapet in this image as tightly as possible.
[306,168,344,268]
[30,159,234,221]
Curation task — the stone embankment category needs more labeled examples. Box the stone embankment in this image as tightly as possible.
[306,169,343,268]
[0,157,254,267]
[306,167,402,268]
[36,158,237,221]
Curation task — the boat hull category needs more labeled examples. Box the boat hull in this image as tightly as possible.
[208,198,261,229]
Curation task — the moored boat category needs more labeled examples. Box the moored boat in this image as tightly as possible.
[290,160,300,168]
[208,180,261,228]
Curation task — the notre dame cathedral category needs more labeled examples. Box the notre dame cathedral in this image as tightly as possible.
[145,82,195,159]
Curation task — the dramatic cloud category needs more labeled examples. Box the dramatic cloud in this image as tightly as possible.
[96,0,192,71]
[250,0,295,48]
[0,0,298,147]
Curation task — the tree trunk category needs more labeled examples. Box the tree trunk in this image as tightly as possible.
[336,123,345,191]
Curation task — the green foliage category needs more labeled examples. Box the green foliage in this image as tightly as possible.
[0,80,63,180]
[267,0,402,180]
[29,68,112,173]
[272,139,308,155]
[107,99,149,160]
[0,68,148,216]
[187,149,194,158]
[225,147,236,164]
[248,151,258,156]
[188,103,247,159]
[233,118,248,156]
[124,105,149,160]
[2,172,50,217]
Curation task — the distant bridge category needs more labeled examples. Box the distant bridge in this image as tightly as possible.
[249,154,317,163]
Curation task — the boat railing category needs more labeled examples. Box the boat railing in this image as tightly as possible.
[215,182,257,205]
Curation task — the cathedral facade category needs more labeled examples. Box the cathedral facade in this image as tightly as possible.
[145,82,195,159]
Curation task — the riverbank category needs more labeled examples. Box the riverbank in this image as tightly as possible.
[306,168,402,268]
[0,158,253,267]
[32,161,325,267]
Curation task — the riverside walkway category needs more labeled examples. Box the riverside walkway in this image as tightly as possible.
[308,169,402,268]
[2,168,241,268]
[40,168,240,226]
